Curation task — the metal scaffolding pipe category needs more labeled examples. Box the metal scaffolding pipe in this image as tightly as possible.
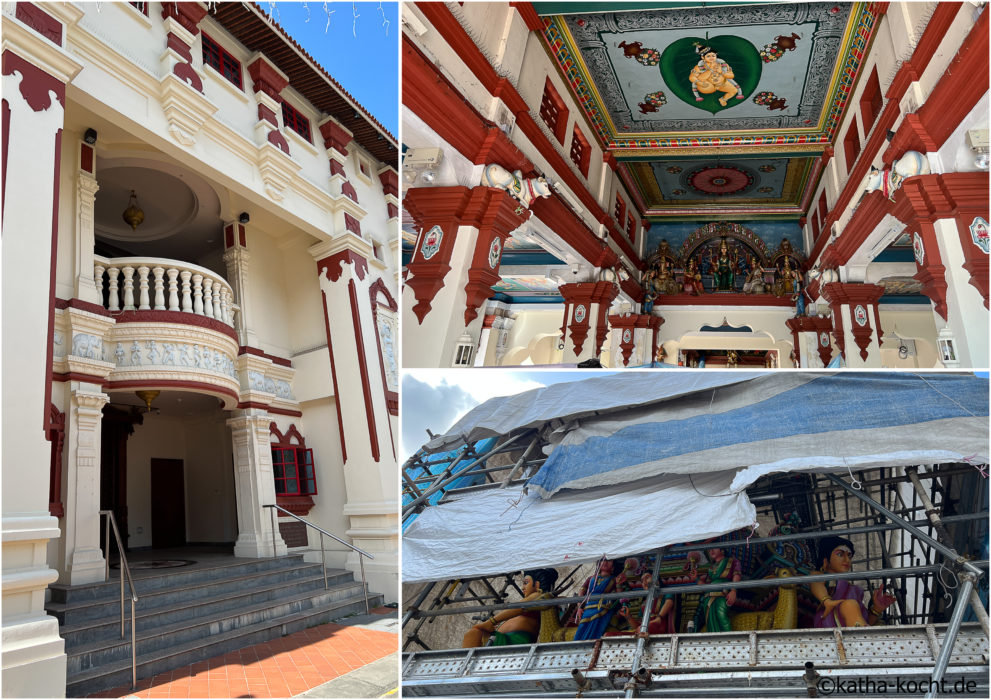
[402,563,987,619]
[824,474,983,576]
[626,549,664,699]
[926,573,977,698]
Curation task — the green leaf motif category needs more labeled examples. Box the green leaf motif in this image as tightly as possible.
[659,36,762,115]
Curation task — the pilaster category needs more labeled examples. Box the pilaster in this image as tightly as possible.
[222,221,257,347]
[227,410,287,558]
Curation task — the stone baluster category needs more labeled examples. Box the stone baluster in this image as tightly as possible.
[180,270,193,312]
[152,267,166,310]
[121,266,136,310]
[93,264,105,303]
[219,288,230,323]
[137,266,151,310]
[167,268,179,311]
[203,278,214,319]
[107,267,120,311]
[192,273,204,315]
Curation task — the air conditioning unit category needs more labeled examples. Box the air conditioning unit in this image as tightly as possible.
[403,147,444,169]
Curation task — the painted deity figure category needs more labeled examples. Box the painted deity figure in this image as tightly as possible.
[573,559,619,640]
[713,241,735,291]
[683,259,704,295]
[773,257,795,297]
[693,547,741,632]
[462,568,559,647]
[689,45,744,107]
[809,536,895,628]
[619,571,677,635]
[743,257,766,294]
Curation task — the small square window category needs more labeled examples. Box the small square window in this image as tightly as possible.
[272,447,317,496]
[202,33,243,90]
[570,125,590,177]
[540,77,569,145]
[281,101,312,143]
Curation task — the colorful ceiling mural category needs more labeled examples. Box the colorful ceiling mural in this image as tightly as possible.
[536,2,878,221]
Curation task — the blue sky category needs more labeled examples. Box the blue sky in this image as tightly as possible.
[266,2,398,136]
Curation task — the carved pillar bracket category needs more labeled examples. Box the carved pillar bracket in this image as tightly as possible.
[560,281,619,359]
[892,175,954,320]
[786,316,834,368]
[607,313,659,367]
[247,54,291,154]
[821,282,885,362]
[403,186,528,325]
[160,2,208,92]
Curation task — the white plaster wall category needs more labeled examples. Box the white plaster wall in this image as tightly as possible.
[878,306,941,367]
[182,416,237,544]
[127,416,187,549]
[502,307,565,365]
[244,229,294,358]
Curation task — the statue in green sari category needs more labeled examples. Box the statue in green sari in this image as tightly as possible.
[693,547,742,632]
[713,240,735,291]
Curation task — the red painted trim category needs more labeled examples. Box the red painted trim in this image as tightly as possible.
[238,346,293,367]
[52,371,109,384]
[80,142,93,173]
[369,278,399,422]
[403,16,644,274]
[821,283,885,361]
[349,279,380,463]
[238,223,246,248]
[54,296,113,317]
[654,293,794,307]
[15,3,62,46]
[317,249,368,283]
[114,310,238,341]
[2,98,9,223]
[225,223,235,249]
[45,128,62,434]
[321,291,347,463]
[510,2,543,31]
[106,378,239,405]
[237,401,302,417]
[810,2,962,264]
[48,403,65,518]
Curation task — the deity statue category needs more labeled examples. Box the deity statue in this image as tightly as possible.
[713,240,735,291]
[809,537,895,628]
[683,259,704,295]
[462,568,558,647]
[689,45,744,107]
[742,257,766,294]
[693,546,741,632]
[573,558,620,640]
[655,259,679,295]
[726,350,739,368]
[773,257,796,297]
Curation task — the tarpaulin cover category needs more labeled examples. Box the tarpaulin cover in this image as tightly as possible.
[528,373,989,498]
[402,471,756,583]
[423,372,762,454]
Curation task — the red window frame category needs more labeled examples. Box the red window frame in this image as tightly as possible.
[811,210,821,241]
[281,101,312,142]
[859,67,883,133]
[627,213,636,240]
[272,446,317,496]
[614,193,626,224]
[570,125,590,177]
[539,77,569,145]
[129,2,148,15]
[843,120,861,172]
[201,32,243,90]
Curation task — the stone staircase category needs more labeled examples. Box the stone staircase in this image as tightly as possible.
[46,554,382,697]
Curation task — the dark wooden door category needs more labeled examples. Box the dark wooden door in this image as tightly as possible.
[151,459,186,548]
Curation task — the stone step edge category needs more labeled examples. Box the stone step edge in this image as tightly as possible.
[65,593,384,687]
[47,562,348,613]
[57,570,341,638]
[48,555,308,595]
[64,581,371,658]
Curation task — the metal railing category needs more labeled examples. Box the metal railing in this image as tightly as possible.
[263,504,374,614]
[100,510,138,690]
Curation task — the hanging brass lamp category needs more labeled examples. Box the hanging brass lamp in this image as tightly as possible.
[135,390,160,412]
[122,190,145,230]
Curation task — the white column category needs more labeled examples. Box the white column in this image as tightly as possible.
[74,166,100,304]
[223,241,257,346]
[227,411,287,558]
[2,19,83,696]
[62,389,110,585]
[312,239,398,601]
[933,218,989,366]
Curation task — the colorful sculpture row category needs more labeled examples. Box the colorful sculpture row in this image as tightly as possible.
[462,536,896,647]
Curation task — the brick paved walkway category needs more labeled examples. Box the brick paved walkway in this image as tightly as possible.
[87,608,397,698]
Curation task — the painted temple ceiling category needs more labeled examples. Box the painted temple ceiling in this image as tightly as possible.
[536,2,879,220]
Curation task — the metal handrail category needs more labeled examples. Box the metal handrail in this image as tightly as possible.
[263,504,374,614]
[100,510,138,690]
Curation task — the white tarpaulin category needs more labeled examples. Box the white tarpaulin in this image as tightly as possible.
[402,471,757,583]
[423,372,763,454]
